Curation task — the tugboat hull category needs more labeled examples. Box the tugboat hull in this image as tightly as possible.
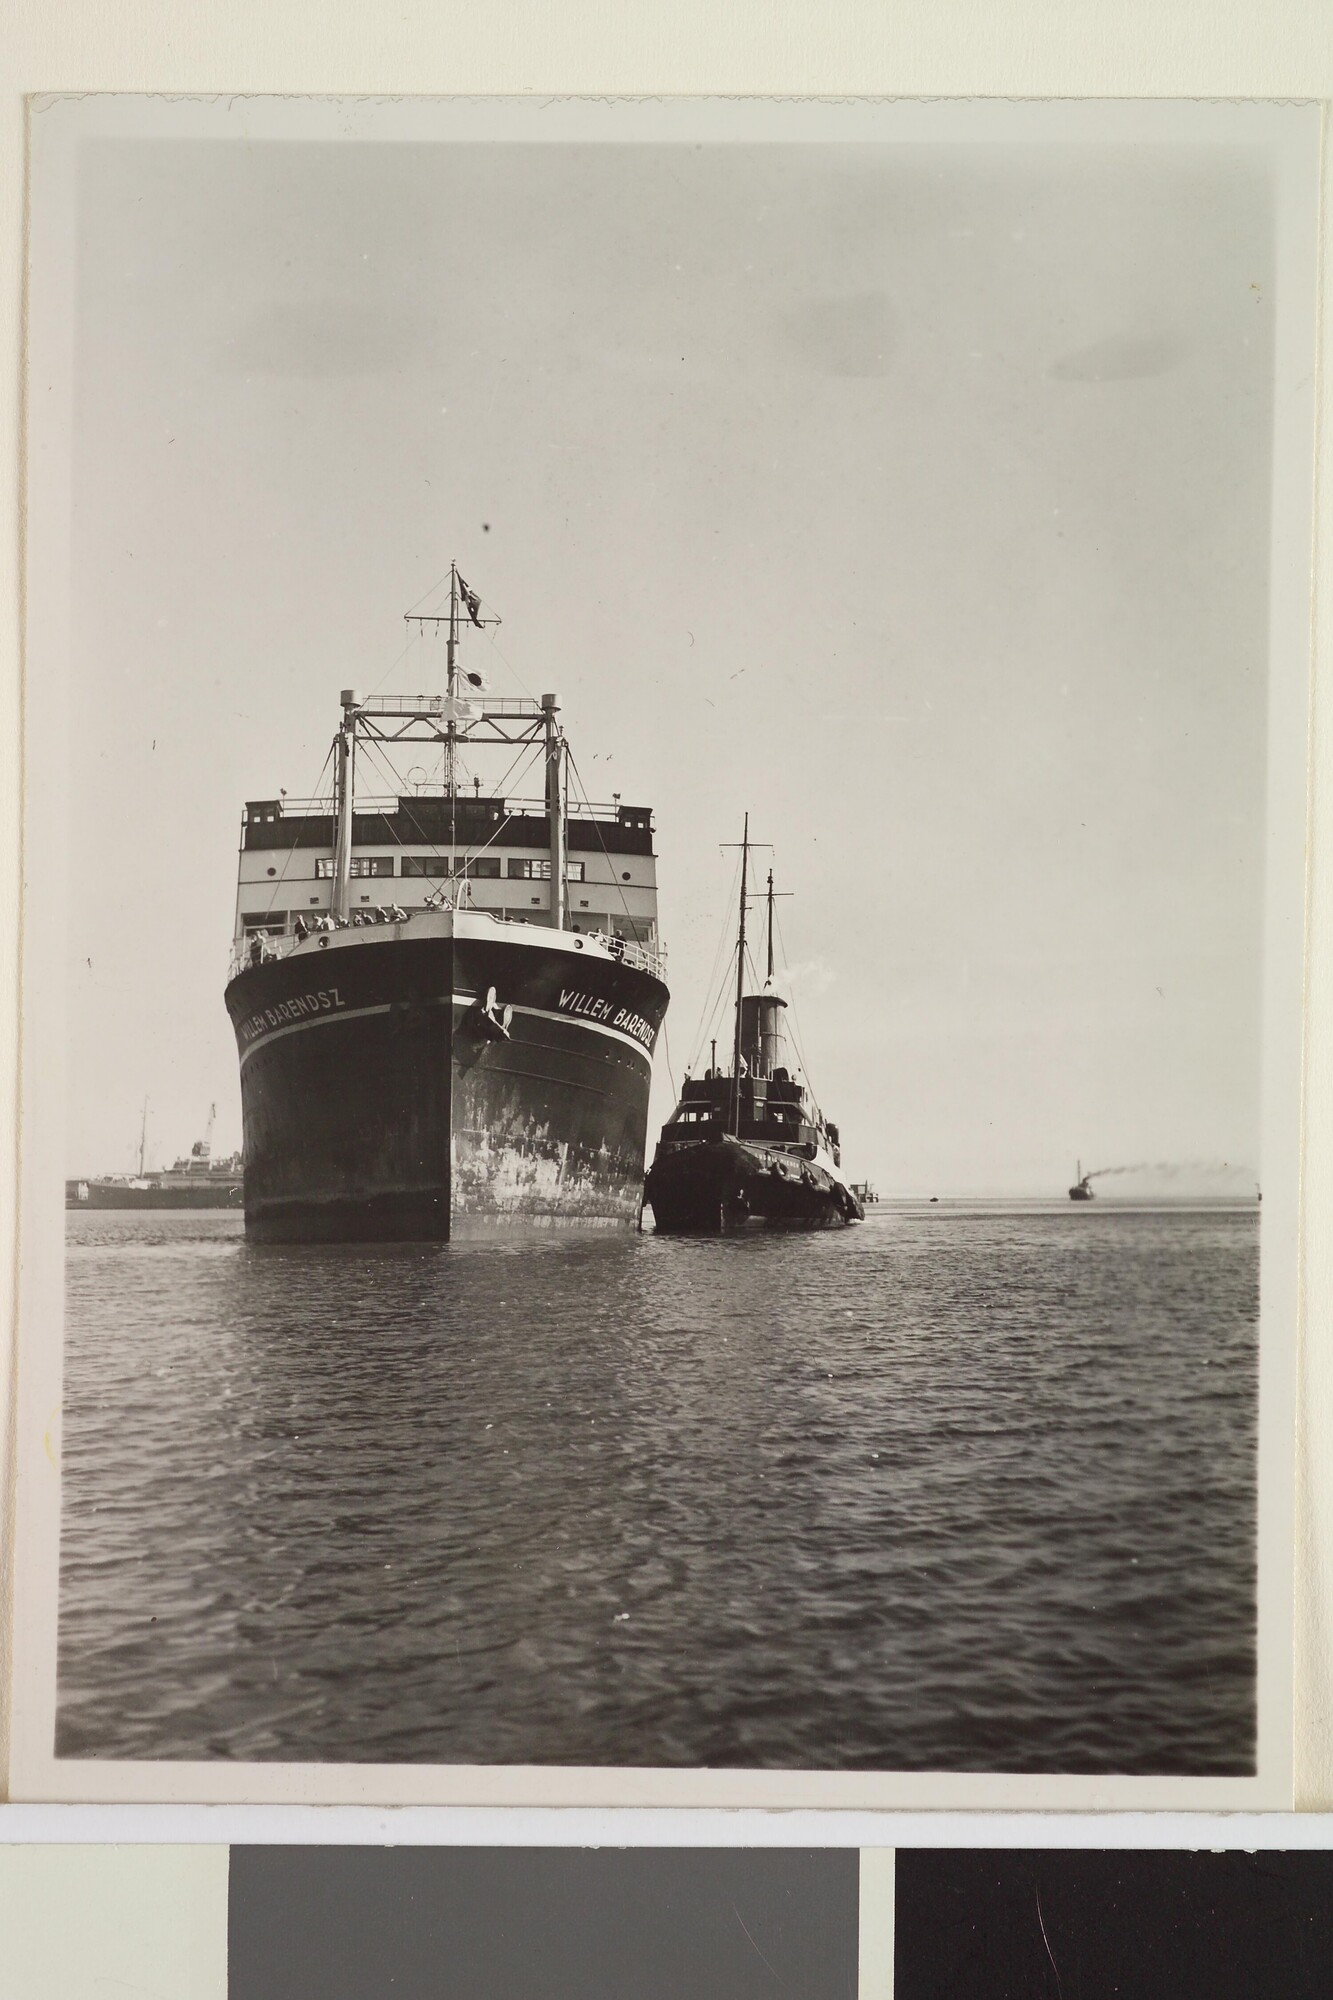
[645,1134,863,1233]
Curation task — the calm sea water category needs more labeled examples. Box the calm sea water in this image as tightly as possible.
[57,1204,1257,1772]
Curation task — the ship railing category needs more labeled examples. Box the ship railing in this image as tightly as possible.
[245,792,641,825]
[230,933,301,978]
[230,921,666,983]
[359,694,541,719]
[581,931,666,979]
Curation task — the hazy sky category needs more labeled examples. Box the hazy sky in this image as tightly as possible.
[62,133,1277,1190]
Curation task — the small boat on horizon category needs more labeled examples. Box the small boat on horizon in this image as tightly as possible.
[643,819,863,1233]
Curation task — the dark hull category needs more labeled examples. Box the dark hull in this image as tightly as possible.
[224,919,668,1243]
[66,1181,243,1210]
[645,1134,863,1233]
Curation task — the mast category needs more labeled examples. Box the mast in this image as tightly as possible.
[203,1102,215,1165]
[445,562,459,855]
[731,814,750,1135]
[138,1098,148,1178]
[333,573,524,925]
[765,867,775,981]
[402,567,503,885]
[543,693,566,932]
[332,693,359,922]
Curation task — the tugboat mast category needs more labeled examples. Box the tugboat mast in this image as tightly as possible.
[731,814,750,1136]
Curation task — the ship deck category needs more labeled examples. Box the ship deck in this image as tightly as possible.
[230,906,664,984]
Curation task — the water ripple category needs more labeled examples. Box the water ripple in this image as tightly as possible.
[56,1204,1257,1771]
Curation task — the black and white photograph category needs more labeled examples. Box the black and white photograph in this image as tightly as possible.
[10,95,1317,1805]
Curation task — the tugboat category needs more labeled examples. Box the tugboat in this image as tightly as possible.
[222,566,669,1241]
[1068,1160,1095,1202]
[644,819,862,1232]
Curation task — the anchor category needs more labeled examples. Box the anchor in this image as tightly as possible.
[468,986,513,1043]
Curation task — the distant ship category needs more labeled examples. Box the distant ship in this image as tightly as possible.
[644,821,862,1232]
[1069,1160,1095,1202]
[66,1104,243,1209]
[223,566,669,1242]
